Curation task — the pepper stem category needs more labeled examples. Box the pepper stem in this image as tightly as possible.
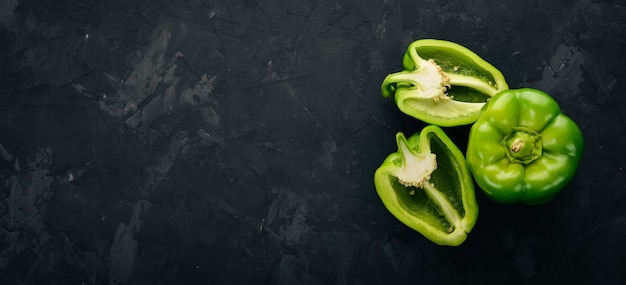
[407,45,500,97]
[395,133,437,188]
[510,138,525,153]
[502,127,542,164]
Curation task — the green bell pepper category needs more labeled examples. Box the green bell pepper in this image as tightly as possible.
[466,88,584,205]
[374,125,478,246]
[381,39,508,126]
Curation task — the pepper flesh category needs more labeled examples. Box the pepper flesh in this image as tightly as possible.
[381,39,508,126]
[466,88,584,205]
[374,125,478,246]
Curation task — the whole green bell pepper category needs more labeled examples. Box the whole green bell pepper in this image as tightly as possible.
[381,39,508,126]
[374,125,478,246]
[466,88,584,205]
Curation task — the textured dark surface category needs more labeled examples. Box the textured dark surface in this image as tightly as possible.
[1,0,625,284]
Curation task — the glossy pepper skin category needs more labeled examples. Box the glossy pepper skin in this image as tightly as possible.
[466,88,584,205]
[374,125,478,246]
[381,39,508,126]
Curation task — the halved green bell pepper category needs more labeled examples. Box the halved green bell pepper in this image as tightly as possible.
[374,125,478,246]
[466,88,584,205]
[381,39,508,126]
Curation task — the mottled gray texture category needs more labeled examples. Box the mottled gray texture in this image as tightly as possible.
[0,0,625,284]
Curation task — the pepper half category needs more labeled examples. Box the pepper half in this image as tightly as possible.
[374,125,478,246]
[381,39,508,126]
[466,88,584,205]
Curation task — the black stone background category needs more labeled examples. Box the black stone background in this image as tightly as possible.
[1,0,625,284]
